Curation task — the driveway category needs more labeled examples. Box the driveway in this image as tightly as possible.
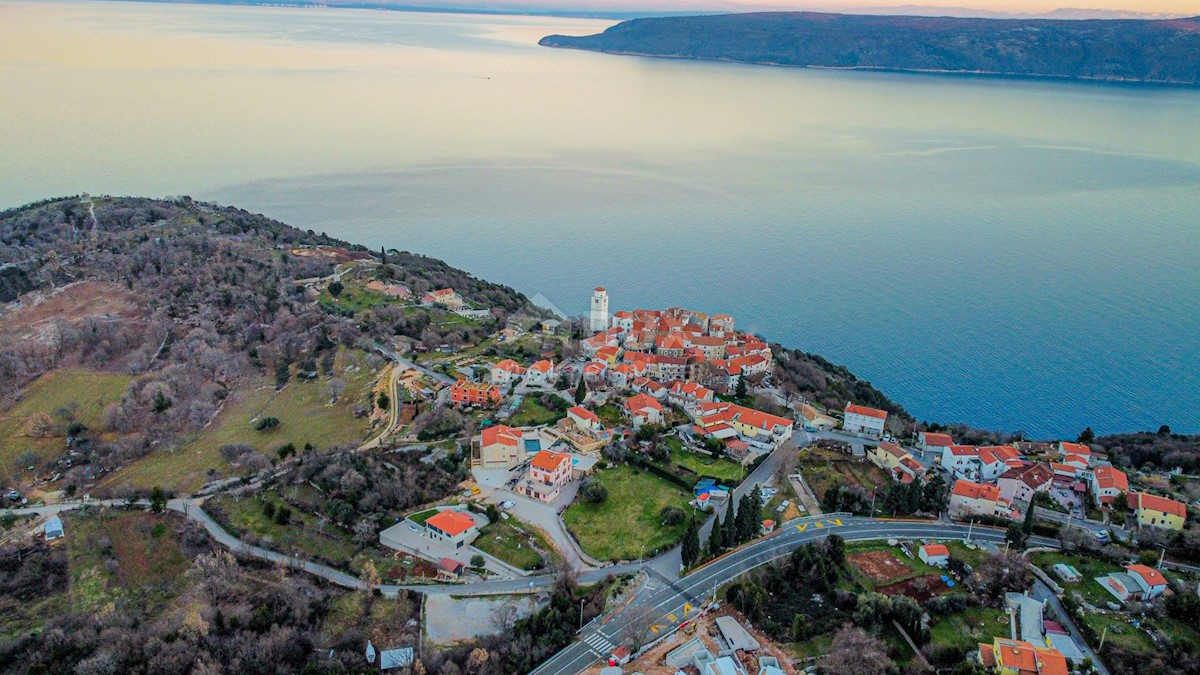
[474,469,597,570]
[378,508,525,578]
[1030,580,1111,675]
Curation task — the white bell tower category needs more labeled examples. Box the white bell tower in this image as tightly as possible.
[589,286,609,333]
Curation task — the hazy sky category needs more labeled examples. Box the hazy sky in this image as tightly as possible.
[447,0,1200,15]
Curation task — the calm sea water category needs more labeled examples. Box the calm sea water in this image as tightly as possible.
[3,1,1199,438]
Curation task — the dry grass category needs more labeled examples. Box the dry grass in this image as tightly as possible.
[104,349,379,493]
[0,370,132,485]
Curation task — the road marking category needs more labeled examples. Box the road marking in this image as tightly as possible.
[683,603,693,615]
[650,624,663,634]
[667,613,677,622]
[582,632,616,656]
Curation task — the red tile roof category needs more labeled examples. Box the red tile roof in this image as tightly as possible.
[952,479,1000,502]
[1059,441,1092,455]
[1126,564,1168,587]
[568,406,600,423]
[1094,465,1128,492]
[481,424,521,448]
[426,510,476,537]
[625,393,663,414]
[531,450,570,472]
[1130,492,1187,518]
[920,432,955,447]
[921,544,950,557]
[845,403,888,420]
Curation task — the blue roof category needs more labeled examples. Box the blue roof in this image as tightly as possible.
[44,516,64,538]
[380,647,414,670]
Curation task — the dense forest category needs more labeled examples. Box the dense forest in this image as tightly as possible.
[540,12,1200,86]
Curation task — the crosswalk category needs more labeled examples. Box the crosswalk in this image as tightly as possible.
[582,631,616,656]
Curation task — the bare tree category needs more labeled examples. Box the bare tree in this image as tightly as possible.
[618,604,657,654]
[824,624,891,675]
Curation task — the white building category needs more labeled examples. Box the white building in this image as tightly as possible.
[589,286,609,333]
[842,403,887,438]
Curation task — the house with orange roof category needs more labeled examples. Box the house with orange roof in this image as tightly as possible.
[979,445,1022,481]
[919,544,950,567]
[709,314,735,336]
[1127,492,1187,531]
[668,380,715,410]
[941,445,983,481]
[865,440,926,484]
[657,332,687,357]
[1061,454,1090,472]
[424,509,479,548]
[567,405,602,432]
[472,424,523,469]
[978,638,1068,675]
[1097,564,1169,603]
[421,288,464,310]
[624,393,664,429]
[918,431,955,454]
[607,362,635,389]
[521,359,556,388]
[449,380,501,408]
[949,479,1011,520]
[516,450,573,502]
[1057,442,1093,465]
[582,360,608,383]
[489,359,526,386]
[842,403,888,439]
[997,463,1055,505]
[631,377,667,400]
[692,401,794,453]
[1090,465,1128,507]
[594,345,621,365]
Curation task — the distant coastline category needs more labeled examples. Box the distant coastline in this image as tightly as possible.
[540,11,1200,87]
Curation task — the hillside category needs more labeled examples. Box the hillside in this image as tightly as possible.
[540,11,1200,86]
[0,196,540,496]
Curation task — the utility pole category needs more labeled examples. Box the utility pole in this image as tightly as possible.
[1099,625,1108,651]
[1158,547,1167,570]
[580,597,585,629]
[967,520,974,543]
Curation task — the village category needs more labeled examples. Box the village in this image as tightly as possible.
[4,257,1199,675]
[356,283,1197,675]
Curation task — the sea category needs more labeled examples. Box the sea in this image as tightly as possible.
[2,0,1199,438]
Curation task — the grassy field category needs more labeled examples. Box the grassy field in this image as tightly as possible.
[594,403,624,427]
[1029,551,1123,607]
[318,282,396,314]
[669,445,743,483]
[206,491,361,569]
[66,509,193,614]
[563,464,691,561]
[508,397,566,427]
[0,370,131,485]
[408,508,439,526]
[473,517,551,571]
[106,349,378,493]
[929,605,1009,653]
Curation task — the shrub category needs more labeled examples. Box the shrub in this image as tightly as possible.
[580,478,608,504]
[255,416,280,432]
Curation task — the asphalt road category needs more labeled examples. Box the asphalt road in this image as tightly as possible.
[531,516,1043,675]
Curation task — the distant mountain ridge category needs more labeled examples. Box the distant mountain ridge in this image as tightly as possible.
[540,11,1200,86]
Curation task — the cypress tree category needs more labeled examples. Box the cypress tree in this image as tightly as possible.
[708,514,725,556]
[682,519,700,567]
[574,377,587,404]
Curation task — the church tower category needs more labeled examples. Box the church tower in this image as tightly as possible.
[589,287,609,333]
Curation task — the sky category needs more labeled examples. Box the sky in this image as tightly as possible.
[402,0,1200,16]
